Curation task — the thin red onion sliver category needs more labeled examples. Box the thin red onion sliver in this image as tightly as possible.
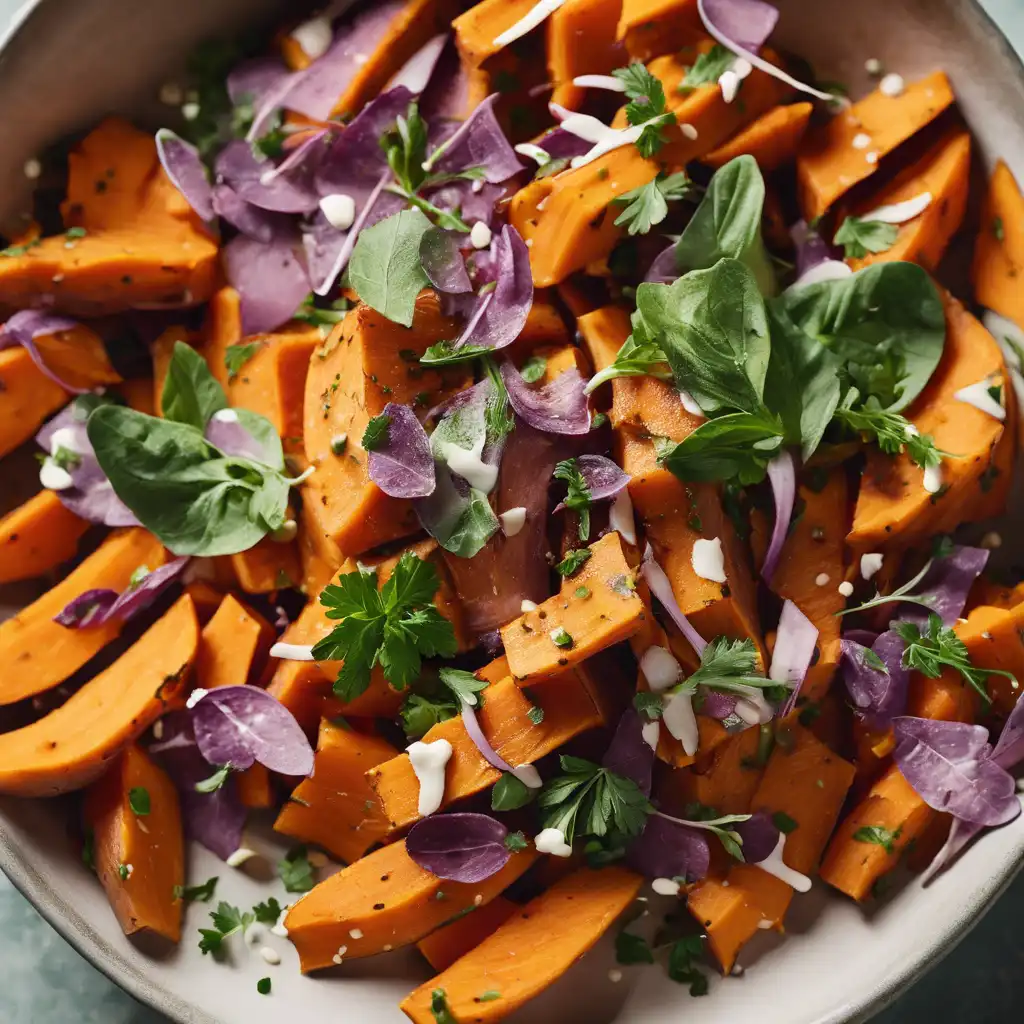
[696,0,837,103]
[461,702,515,774]
[640,545,707,656]
[763,449,796,583]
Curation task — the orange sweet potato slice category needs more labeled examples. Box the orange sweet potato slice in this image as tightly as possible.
[843,128,971,272]
[367,672,603,833]
[849,292,1007,554]
[302,292,469,558]
[973,159,1024,329]
[0,349,68,458]
[0,528,168,706]
[704,102,813,173]
[500,532,646,683]
[401,867,643,1023]
[548,0,624,109]
[83,743,184,943]
[0,594,197,797]
[0,491,88,584]
[416,895,518,972]
[285,839,538,970]
[616,0,702,62]
[796,70,955,221]
[274,719,396,863]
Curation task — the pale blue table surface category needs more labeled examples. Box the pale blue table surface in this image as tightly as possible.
[1,1,1022,1021]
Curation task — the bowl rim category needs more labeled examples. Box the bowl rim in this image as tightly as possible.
[1,1,1023,1023]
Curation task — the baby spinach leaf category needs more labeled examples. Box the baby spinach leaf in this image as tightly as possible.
[87,406,283,557]
[349,207,433,327]
[659,411,784,485]
[635,258,772,416]
[672,155,776,296]
[161,341,228,429]
[776,262,945,412]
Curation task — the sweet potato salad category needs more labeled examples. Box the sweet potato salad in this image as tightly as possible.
[2,0,1024,1018]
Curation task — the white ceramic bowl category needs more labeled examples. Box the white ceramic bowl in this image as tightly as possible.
[1,1,1023,1022]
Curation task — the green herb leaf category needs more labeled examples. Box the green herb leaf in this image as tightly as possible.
[438,667,489,707]
[81,829,96,872]
[349,208,433,327]
[431,989,457,1024]
[400,692,459,740]
[853,824,901,854]
[635,258,772,417]
[257,977,272,995]
[526,705,545,725]
[556,548,592,578]
[313,554,457,701]
[659,410,784,485]
[198,900,254,956]
[224,341,264,381]
[584,327,673,394]
[634,692,664,719]
[833,216,900,259]
[679,44,736,91]
[835,393,945,471]
[478,990,502,1002]
[772,811,799,835]
[491,772,535,811]
[174,877,218,903]
[613,172,693,236]
[551,627,574,649]
[553,459,593,540]
[128,787,151,816]
[195,766,231,793]
[161,341,227,429]
[611,63,675,158]
[519,355,547,383]
[362,413,391,452]
[538,756,653,844]
[419,340,494,366]
[503,832,529,853]
[278,847,316,894]
[252,897,283,925]
[118,863,130,881]
[615,931,655,965]
[667,935,710,996]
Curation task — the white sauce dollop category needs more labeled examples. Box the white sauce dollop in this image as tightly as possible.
[691,537,727,584]
[269,642,316,661]
[572,74,627,92]
[470,221,493,249]
[879,73,906,97]
[291,16,333,60]
[499,506,527,536]
[860,191,932,225]
[320,193,356,231]
[493,0,568,46]
[651,877,681,896]
[758,834,813,892]
[440,435,498,493]
[954,379,1006,421]
[407,739,453,816]
[641,720,661,751]
[512,764,543,789]
[662,689,699,756]
[226,847,258,868]
[923,462,944,494]
[212,408,238,424]
[639,645,683,692]
[860,553,884,581]
[534,827,573,857]
[514,143,551,166]
[718,69,741,104]
[679,389,704,416]
[39,459,74,491]
[609,489,637,545]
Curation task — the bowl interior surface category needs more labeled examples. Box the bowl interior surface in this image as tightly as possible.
[1,1,1023,1022]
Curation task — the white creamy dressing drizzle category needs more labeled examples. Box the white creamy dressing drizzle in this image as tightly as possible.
[691,537,727,583]
[639,645,683,692]
[651,877,681,896]
[983,310,1024,409]
[662,689,699,755]
[860,191,933,225]
[791,260,853,289]
[860,552,884,580]
[407,739,453,816]
[953,379,1006,421]
[923,463,944,495]
[319,193,356,231]
[291,16,334,60]
[269,642,316,661]
[440,435,498,493]
[493,0,568,47]
[185,688,209,709]
[679,389,704,416]
[758,834,812,892]
[608,489,637,545]
[39,459,74,491]
[511,764,543,789]
[499,506,528,536]
[514,143,551,166]
[226,847,258,868]
[641,720,661,751]
[534,827,573,857]
[718,58,752,104]
[572,74,627,92]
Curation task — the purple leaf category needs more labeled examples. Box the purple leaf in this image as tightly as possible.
[204,410,268,463]
[698,690,737,720]
[423,180,507,230]
[53,559,189,629]
[903,545,990,627]
[368,402,436,499]
[460,703,515,774]
[770,598,818,717]
[920,817,983,883]
[149,712,246,862]
[645,242,679,285]
[892,716,1021,827]
[190,686,314,776]
[222,231,311,335]
[420,228,472,293]
[992,691,1024,771]
[211,184,286,243]
[700,0,778,54]
[428,94,522,184]
[228,55,292,110]
[406,812,511,883]
[500,360,590,436]
[216,138,322,215]
[155,129,214,221]
[1,311,87,393]
[420,40,471,123]
[532,125,592,163]
[555,455,630,512]
[734,811,780,864]
[389,33,448,94]
[791,220,833,279]
[626,814,710,883]
[603,709,654,796]
[453,226,533,353]
[840,631,908,726]
[640,545,708,656]
[762,449,796,582]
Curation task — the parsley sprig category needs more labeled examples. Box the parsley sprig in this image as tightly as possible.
[312,554,458,701]
[836,394,946,471]
[537,755,653,845]
[199,902,254,957]
[678,44,736,93]
[894,613,1018,704]
[674,637,789,704]
[613,172,693,236]
[553,459,593,541]
[833,216,900,259]
[612,63,678,159]
[853,825,902,854]
[584,327,673,395]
